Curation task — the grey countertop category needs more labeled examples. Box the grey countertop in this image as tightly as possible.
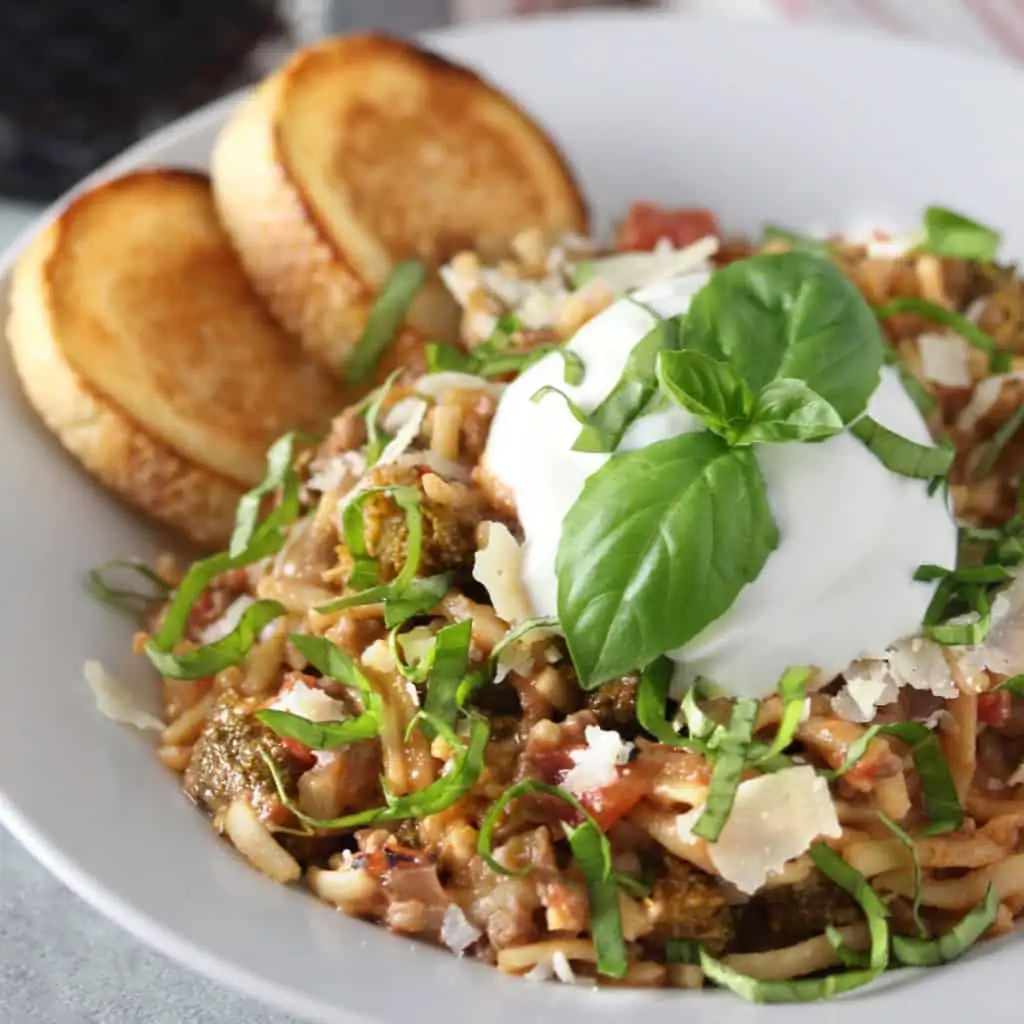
[0,202,295,1023]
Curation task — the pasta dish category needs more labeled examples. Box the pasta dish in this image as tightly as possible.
[90,201,1024,1000]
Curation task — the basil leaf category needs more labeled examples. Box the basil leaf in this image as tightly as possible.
[973,402,1024,479]
[382,573,451,629]
[762,224,833,259]
[656,349,755,441]
[754,666,809,765]
[680,253,885,424]
[922,206,1001,262]
[925,589,987,643]
[229,432,307,558]
[691,698,758,841]
[875,297,1010,373]
[829,721,962,834]
[915,563,1011,585]
[637,658,703,749]
[892,884,997,966]
[426,342,583,384]
[422,620,473,733]
[289,634,383,719]
[261,713,489,829]
[318,486,423,614]
[256,708,379,749]
[146,599,285,679]
[361,368,402,465]
[564,819,629,978]
[478,779,588,876]
[850,416,955,479]
[557,433,778,687]
[877,811,927,939]
[884,347,937,416]
[738,379,844,445]
[530,385,598,432]
[701,843,888,1002]
[476,778,628,978]
[87,559,172,613]
[346,260,425,384]
[571,316,683,453]
[993,674,1024,695]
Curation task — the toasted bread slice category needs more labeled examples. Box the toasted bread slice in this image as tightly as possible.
[211,33,588,375]
[7,169,345,548]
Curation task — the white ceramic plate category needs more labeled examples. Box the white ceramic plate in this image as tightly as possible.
[2,11,1024,1023]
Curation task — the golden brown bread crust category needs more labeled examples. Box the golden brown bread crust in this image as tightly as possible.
[211,33,588,375]
[5,169,346,548]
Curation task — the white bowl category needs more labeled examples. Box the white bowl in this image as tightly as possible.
[2,12,1023,1024]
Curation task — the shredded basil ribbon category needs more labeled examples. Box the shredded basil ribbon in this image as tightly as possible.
[974,402,1024,480]
[919,564,993,646]
[318,487,442,627]
[256,634,384,749]
[754,667,809,765]
[922,206,1001,263]
[489,617,560,671]
[893,884,997,966]
[359,368,403,466]
[476,779,627,979]
[428,341,584,384]
[419,620,473,734]
[700,844,889,1003]
[146,599,285,680]
[637,658,700,749]
[144,430,307,676]
[850,416,955,480]
[87,559,172,613]
[829,721,962,834]
[229,432,308,558]
[883,347,937,416]
[261,712,489,829]
[875,297,1010,373]
[571,316,682,453]
[877,812,927,938]
[346,260,425,385]
[691,698,758,842]
[993,674,1024,695]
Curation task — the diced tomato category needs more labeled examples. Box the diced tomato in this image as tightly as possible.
[616,202,721,253]
[577,767,650,832]
[280,737,317,770]
[978,690,1012,728]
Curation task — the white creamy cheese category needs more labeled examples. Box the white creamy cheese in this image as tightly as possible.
[482,274,958,699]
[561,726,634,796]
[675,765,842,894]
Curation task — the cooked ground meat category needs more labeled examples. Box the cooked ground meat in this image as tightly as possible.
[362,465,478,579]
[184,692,300,819]
[647,859,734,956]
[586,675,640,735]
[732,870,861,953]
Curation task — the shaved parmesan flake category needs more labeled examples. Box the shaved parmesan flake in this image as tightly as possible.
[831,659,900,722]
[392,450,471,482]
[1007,763,1024,788]
[562,726,634,797]
[197,594,255,645]
[414,372,505,400]
[576,236,719,296]
[676,766,841,895]
[85,660,163,731]
[376,398,427,467]
[551,951,577,984]
[360,639,395,676]
[966,297,989,324]
[889,637,958,697]
[525,960,553,983]
[269,681,349,723]
[473,522,534,625]
[382,397,427,435]
[397,627,436,666]
[306,451,366,494]
[958,373,1024,432]
[918,332,972,388]
[440,904,482,955]
[961,570,1024,676]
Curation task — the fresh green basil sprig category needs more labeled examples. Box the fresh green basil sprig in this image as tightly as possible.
[557,252,898,687]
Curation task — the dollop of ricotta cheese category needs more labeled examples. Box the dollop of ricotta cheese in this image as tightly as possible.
[482,273,958,699]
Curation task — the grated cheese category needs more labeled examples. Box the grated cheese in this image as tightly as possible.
[268,680,349,723]
[414,372,506,401]
[440,904,482,955]
[85,660,163,731]
[562,726,634,797]
[197,594,255,645]
[575,236,720,296]
[675,765,841,895]
[306,451,366,494]
[917,332,972,388]
[376,398,427,467]
[472,522,534,625]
